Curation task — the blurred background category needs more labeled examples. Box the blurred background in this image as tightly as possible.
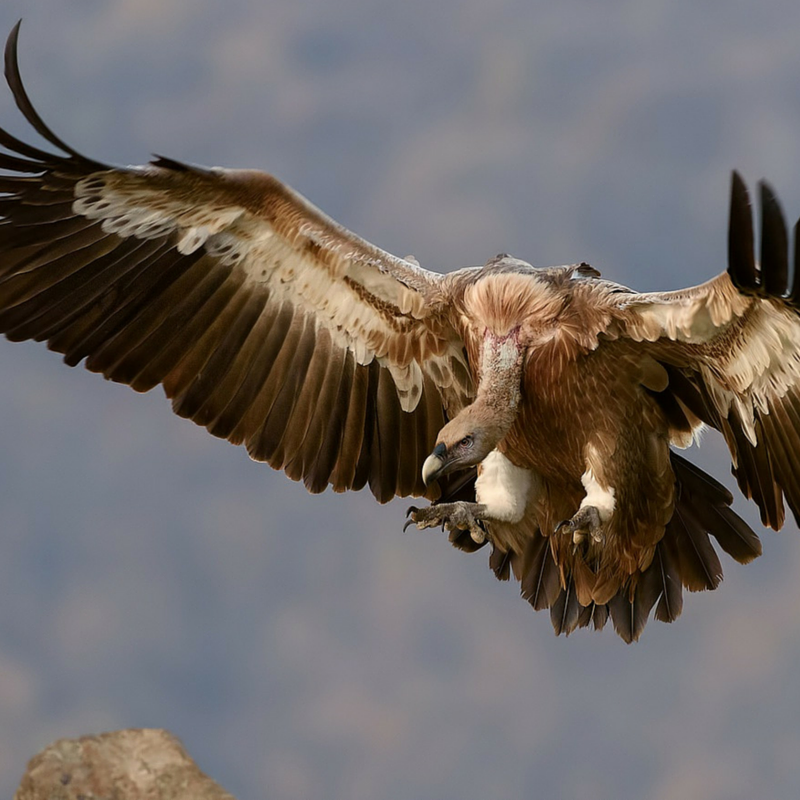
[1,1,800,798]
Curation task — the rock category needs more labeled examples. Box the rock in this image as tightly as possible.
[14,729,236,800]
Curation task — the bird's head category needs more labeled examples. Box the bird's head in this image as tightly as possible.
[421,410,499,485]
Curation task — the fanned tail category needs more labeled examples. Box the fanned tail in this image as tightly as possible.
[600,452,759,642]
[467,451,761,643]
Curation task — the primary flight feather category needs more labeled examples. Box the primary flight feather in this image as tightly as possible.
[1,23,798,641]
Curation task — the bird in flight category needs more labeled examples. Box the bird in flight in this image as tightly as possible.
[0,23,797,642]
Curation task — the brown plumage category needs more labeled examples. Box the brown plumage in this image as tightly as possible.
[2,24,799,642]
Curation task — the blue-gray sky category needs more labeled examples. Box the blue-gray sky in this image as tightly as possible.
[2,2,800,798]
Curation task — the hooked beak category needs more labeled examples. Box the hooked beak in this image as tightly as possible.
[421,442,448,485]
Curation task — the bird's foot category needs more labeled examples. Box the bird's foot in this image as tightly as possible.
[556,505,604,554]
[405,502,488,544]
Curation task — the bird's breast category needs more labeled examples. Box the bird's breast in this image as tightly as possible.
[502,339,655,481]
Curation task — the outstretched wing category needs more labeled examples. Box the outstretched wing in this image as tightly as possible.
[0,23,472,502]
[612,171,800,529]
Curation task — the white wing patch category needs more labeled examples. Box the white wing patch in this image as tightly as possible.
[622,275,749,344]
[719,305,800,399]
[176,226,210,255]
[698,304,800,445]
[70,169,471,414]
[73,172,244,241]
[620,274,800,448]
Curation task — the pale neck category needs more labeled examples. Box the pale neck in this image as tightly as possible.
[470,328,525,441]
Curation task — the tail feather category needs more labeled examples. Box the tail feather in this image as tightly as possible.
[574,601,611,633]
[652,537,683,623]
[607,595,634,643]
[671,450,760,572]
[671,504,723,591]
[607,567,662,643]
[489,544,513,581]
[445,451,760,642]
[520,532,560,611]
[593,602,610,631]
[693,503,761,564]
[538,452,756,641]
[550,580,582,636]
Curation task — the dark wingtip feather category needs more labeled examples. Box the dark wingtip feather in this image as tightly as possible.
[791,217,800,305]
[149,154,213,174]
[150,154,192,172]
[728,171,758,294]
[759,180,789,297]
[3,22,88,160]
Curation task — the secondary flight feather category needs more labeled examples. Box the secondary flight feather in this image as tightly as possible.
[1,23,797,641]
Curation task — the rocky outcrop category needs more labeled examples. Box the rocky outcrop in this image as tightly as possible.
[14,729,235,800]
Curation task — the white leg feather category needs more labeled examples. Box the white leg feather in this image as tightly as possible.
[475,450,534,524]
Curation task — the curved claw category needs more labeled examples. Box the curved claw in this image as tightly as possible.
[470,521,487,544]
[403,506,422,532]
[555,519,573,534]
[572,539,587,557]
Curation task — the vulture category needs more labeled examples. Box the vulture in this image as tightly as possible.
[1,23,799,643]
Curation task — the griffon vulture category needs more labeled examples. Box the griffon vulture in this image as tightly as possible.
[0,24,797,642]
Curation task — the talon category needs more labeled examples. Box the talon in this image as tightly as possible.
[572,535,589,557]
[401,501,488,541]
[559,505,605,550]
[470,523,487,545]
[556,519,572,534]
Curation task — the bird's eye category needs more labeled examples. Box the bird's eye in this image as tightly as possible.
[460,436,473,448]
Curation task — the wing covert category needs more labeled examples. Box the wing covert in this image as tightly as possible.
[0,24,473,502]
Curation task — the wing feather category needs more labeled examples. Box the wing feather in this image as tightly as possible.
[370,368,402,502]
[0,28,473,502]
[300,345,352,491]
[329,359,370,492]
[759,182,789,296]
[352,361,382,493]
[206,303,294,443]
[253,314,319,466]
[610,172,800,530]
[180,292,270,422]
